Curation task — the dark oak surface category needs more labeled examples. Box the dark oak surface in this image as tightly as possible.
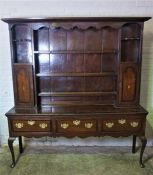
[2,17,151,23]
[2,17,151,168]
[6,105,147,115]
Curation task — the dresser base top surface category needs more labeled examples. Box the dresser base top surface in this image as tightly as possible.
[5,105,148,117]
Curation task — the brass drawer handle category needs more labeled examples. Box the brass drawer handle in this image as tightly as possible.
[130,122,139,128]
[39,123,48,129]
[118,119,126,125]
[105,122,114,128]
[73,120,80,126]
[15,123,23,129]
[61,123,69,129]
[27,120,35,126]
[85,123,93,129]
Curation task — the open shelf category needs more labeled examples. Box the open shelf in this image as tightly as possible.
[38,91,117,97]
[13,63,33,66]
[121,23,141,63]
[33,23,119,106]
[34,50,118,54]
[13,39,32,42]
[120,61,138,64]
[42,101,106,106]
[11,24,33,64]
[36,72,117,77]
[121,37,140,41]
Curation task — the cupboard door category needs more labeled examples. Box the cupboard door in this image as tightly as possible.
[13,65,34,107]
[119,63,139,105]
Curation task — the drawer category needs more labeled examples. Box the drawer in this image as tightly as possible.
[56,119,97,133]
[12,120,51,132]
[102,118,142,132]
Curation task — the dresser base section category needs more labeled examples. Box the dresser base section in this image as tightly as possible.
[6,113,147,168]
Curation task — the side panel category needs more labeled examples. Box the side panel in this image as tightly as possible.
[119,63,139,105]
[13,64,34,107]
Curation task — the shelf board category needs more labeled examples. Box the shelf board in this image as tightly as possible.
[36,72,117,77]
[13,39,32,42]
[38,91,117,97]
[13,63,33,66]
[121,37,140,41]
[43,101,106,106]
[34,50,118,54]
[120,61,137,64]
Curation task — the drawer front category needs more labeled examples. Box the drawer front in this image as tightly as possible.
[12,120,51,132]
[56,119,97,133]
[102,118,142,132]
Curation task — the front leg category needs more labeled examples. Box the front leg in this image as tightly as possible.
[132,135,137,153]
[8,137,16,168]
[18,136,23,153]
[139,136,147,168]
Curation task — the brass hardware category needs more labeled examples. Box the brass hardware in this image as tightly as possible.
[73,120,81,126]
[105,122,114,128]
[85,123,93,129]
[27,120,35,126]
[39,123,48,129]
[130,122,139,128]
[118,119,126,125]
[61,123,69,129]
[127,85,130,89]
[22,86,25,91]
[15,123,23,129]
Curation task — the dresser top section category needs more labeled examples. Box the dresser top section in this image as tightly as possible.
[1,17,151,23]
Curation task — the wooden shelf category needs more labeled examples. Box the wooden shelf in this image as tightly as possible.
[13,63,32,66]
[36,72,117,77]
[121,37,140,41]
[34,50,118,54]
[42,101,105,106]
[38,91,117,97]
[13,39,32,42]
[120,61,137,64]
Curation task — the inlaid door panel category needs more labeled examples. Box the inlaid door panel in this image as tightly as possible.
[119,63,139,105]
[13,65,34,106]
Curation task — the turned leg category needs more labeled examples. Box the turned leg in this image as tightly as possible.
[18,136,23,154]
[139,136,147,168]
[8,137,16,168]
[132,135,137,153]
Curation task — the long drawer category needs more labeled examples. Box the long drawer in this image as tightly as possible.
[12,119,51,132]
[9,115,145,136]
[102,118,142,132]
[56,119,97,133]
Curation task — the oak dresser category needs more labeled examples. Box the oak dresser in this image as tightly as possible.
[2,17,151,168]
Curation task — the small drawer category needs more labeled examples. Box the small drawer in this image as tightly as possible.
[56,119,97,133]
[12,120,51,132]
[102,118,141,132]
